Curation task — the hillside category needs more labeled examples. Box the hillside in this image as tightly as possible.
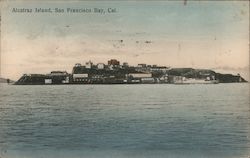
[167,68,247,83]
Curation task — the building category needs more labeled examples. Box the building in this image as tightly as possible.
[150,66,169,72]
[128,73,152,78]
[141,77,155,83]
[73,73,88,82]
[45,79,52,84]
[50,71,68,76]
[86,61,93,69]
[75,63,81,67]
[97,63,105,69]
[43,71,70,84]
[137,64,147,68]
[108,59,120,66]
[123,62,129,67]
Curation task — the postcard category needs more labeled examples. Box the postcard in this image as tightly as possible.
[0,1,249,158]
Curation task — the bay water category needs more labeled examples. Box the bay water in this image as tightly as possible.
[0,83,249,158]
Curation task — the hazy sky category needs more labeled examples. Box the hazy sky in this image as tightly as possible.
[0,1,249,80]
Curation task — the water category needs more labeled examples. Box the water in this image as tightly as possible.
[0,83,249,158]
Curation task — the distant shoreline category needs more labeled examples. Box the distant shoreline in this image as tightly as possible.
[0,78,15,83]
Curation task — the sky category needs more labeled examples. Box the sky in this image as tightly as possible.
[0,1,249,80]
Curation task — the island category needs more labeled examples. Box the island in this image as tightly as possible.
[14,59,247,85]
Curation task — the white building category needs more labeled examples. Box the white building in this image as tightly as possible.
[45,79,52,84]
[75,63,81,67]
[73,73,88,81]
[128,73,152,78]
[141,78,155,83]
[108,65,114,70]
[62,77,70,83]
[97,63,105,69]
[86,61,93,69]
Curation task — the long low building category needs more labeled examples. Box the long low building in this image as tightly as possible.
[128,73,152,78]
[73,73,88,78]
[73,73,89,82]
